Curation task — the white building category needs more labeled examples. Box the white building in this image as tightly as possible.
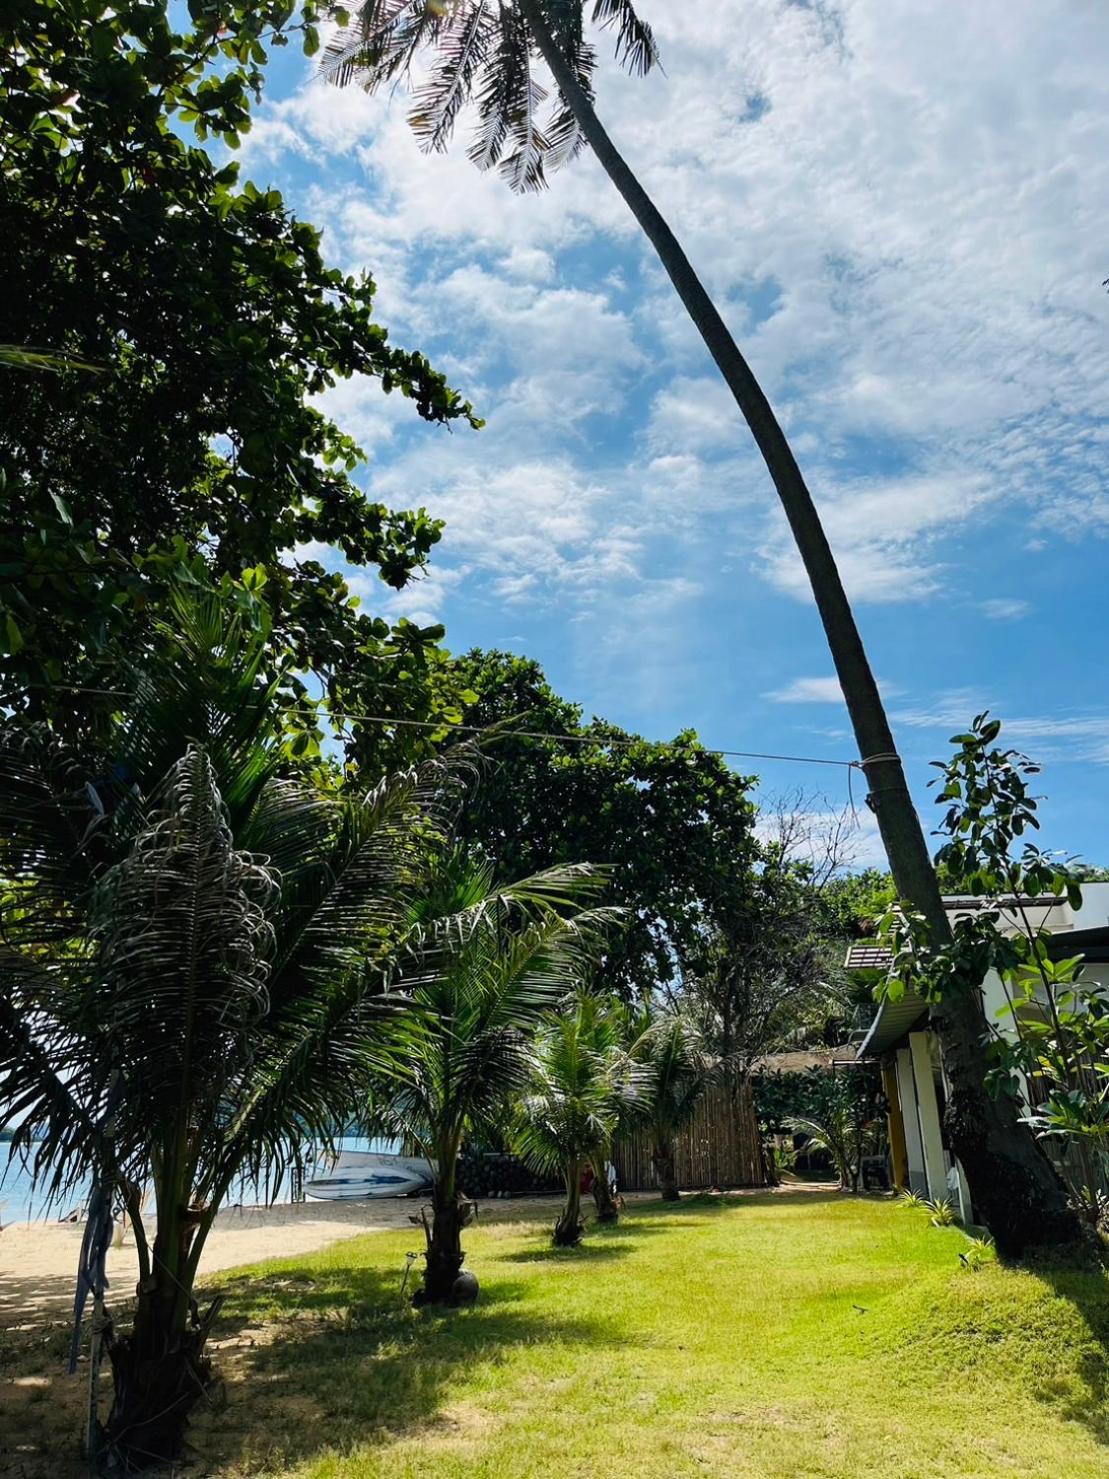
[853,883,1109,1221]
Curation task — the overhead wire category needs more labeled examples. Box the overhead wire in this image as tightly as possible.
[18,682,864,772]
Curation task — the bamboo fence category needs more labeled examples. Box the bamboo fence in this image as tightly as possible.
[616,1078,766,1191]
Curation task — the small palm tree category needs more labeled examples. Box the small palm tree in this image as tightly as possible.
[513,993,642,1245]
[785,1088,882,1194]
[0,591,468,1468]
[366,851,614,1301]
[322,4,1086,1248]
[630,1012,714,1202]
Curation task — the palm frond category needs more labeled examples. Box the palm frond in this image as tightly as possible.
[591,0,659,77]
[409,0,495,153]
[322,0,449,88]
[89,746,276,1157]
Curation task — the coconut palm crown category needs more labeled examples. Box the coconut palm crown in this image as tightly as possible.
[0,589,471,1467]
[364,849,617,1300]
[513,993,645,1245]
[630,1012,714,1201]
[323,0,658,193]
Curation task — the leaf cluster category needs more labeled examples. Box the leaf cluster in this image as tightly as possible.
[1,0,477,760]
[324,0,659,192]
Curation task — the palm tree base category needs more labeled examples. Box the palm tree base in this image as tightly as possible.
[103,1327,214,1472]
[553,1216,584,1247]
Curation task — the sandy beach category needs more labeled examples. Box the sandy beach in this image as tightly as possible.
[0,1193,575,1326]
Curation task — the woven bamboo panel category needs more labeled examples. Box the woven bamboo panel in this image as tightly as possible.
[615,1078,766,1191]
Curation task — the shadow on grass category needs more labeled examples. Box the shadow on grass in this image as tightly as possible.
[502,1239,639,1264]
[197,1258,624,1473]
[1031,1255,1109,1444]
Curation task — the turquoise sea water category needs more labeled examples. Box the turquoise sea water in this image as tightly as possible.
[0,1135,393,1225]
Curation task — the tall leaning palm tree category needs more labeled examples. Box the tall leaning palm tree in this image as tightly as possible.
[323,1,1081,1254]
[366,850,615,1303]
[630,1012,714,1202]
[0,592,470,1469]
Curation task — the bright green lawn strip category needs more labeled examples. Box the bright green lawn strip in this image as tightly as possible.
[197,1193,1109,1479]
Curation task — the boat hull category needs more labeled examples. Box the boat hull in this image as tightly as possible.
[305,1150,434,1201]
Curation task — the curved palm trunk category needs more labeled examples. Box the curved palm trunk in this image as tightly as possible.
[554,1162,585,1246]
[651,1134,680,1201]
[522,0,1081,1257]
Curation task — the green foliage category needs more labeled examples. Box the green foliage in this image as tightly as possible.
[1,0,477,763]
[513,992,644,1238]
[629,1011,714,1145]
[759,1067,885,1192]
[449,650,760,1000]
[0,590,459,1211]
[960,1234,997,1271]
[926,1197,960,1227]
[364,851,615,1189]
[324,0,659,193]
[879,714,1109,1211]
[684,850,854,1066]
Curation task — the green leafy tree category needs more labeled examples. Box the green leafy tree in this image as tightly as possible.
[366,852,614,1301]
[686,854,846,1072]
[322,0,1077,1250]
[883,715,1109,1238]
[629,1012,714,1201]
[0,591,475,1467]
[513,994,642,1244]
[449,650,760,1001]
[1,0,477,764]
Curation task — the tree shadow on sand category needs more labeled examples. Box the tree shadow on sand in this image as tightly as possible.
[194,1259,624,1472]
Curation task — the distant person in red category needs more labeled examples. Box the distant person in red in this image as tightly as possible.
[580,1166,595,1195]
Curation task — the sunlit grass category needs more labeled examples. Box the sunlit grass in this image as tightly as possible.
[190,1192,1109,1478]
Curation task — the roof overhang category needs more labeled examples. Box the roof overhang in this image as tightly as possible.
[857,989,929,1059]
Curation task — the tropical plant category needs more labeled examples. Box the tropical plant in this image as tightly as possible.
[784,1072,884,1193]
[926,1196,959,1228]
[513,994,643,1245]
[629,1012,714,1201]
[323,0,1081,1254]
[0,589,470,1469]
[365,854,614,1300]
[882,714,1108,1247]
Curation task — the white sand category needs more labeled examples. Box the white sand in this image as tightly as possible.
[0,1194,571,1324]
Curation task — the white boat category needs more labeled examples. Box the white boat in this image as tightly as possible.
[304,1150,434,1201]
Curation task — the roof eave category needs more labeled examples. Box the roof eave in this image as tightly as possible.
[857,990,930,1058]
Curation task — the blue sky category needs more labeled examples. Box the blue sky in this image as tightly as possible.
[238,0,1109,867]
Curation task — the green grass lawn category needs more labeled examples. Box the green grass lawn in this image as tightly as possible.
[186,1192,1109,1479]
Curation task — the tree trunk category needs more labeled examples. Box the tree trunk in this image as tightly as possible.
[419,1177,467,1305]
[521,0,1083,1258]
[651,1137,680,1201]
[554,1164,585,1246]
[101,1220,218,1471]
[590,1152,619,1223]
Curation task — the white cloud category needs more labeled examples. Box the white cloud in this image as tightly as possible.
[892,691,1109,765]
[766,673,902,705]
[765,676,846,705]
[247,0,1109,622]
[980,598,1032,621]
